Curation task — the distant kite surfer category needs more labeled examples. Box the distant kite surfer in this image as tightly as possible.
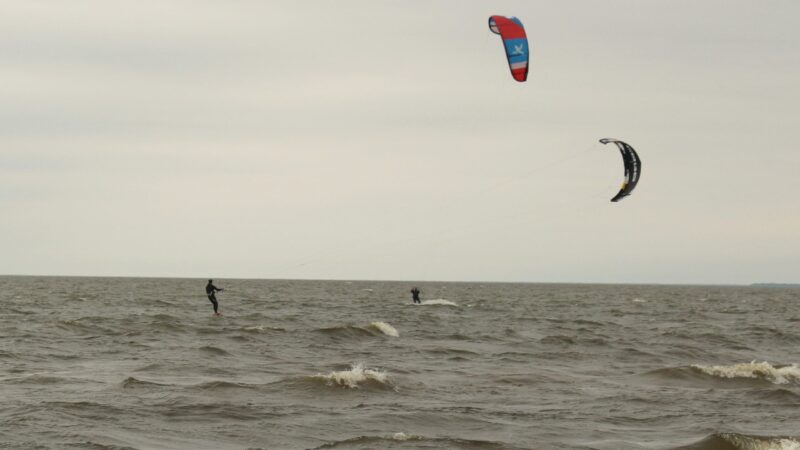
[411,287,421,304]
[206,279,224,316]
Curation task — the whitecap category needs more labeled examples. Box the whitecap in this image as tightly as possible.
[369,321,399,337]
[692,361,800,385]
[719,433,800,450]
[391,432,411,441]
[315,363,390,389]
[419,299,458,306]
[242,325,284,332]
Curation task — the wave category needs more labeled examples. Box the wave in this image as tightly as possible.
[60,440,140,450]
[744,387,800,403]
[540,335,577,345]
[39,400,130,418]
[189,380,261,391]
[132,363,164,372]
[0,350,18,360]
[494,350,537,363]
[198,346,231,356]
[643,362,800,387]
[147,314,187,333]
[122,377,259,391]
[418,298,458,306]
[572,319,605,326]
[314,363,393,390]
[241,325,286,333]
[149,313,181,321]
[425,347,480,357]
[313,433,523,449]
[744,325,800,343]
[494,374,553,386]
[57,318,119,336]
[691,362,800,385]
[673,432,800,450]
[121,377,167,389]
[368,321,398,337]
[316,325,375,338]
[155,401,263,421]
[316,322,398,339]
[6,374,93,385]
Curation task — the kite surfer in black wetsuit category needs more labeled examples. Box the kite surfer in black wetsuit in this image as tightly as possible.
[411,287,421,304]
[206,279,224,316]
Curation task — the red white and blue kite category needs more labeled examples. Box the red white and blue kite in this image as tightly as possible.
[488,15,529,82]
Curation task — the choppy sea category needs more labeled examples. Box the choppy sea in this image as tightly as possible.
[2,276,799,450]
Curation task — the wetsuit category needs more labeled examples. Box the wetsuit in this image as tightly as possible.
[206,282,222,314]
[411,288,421,304]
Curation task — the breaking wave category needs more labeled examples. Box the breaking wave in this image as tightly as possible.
[673,433,800,450]
[241,325,286,333]
[313,363,394,390]
[316,322,398,339]
[368,321,398,337]
[642,362,800,387]
[312,432,523,449]
[419,299,458,306]
[691,362,800,385]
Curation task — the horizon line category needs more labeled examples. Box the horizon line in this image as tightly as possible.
[1,272,787,287]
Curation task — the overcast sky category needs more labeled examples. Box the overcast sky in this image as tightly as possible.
[1,1,798,284]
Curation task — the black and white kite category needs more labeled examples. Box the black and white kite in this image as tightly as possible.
[599,138,641,202]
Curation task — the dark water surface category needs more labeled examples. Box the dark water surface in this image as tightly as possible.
[2,276,799,449]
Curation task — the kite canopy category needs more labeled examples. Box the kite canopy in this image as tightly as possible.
[488,15,529,82]
[599,138,641,202]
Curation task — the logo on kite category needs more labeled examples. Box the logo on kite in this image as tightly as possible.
[599,138,642,202]
[488,15,529,82]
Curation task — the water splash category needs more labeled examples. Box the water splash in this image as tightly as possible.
[692,361,800,385]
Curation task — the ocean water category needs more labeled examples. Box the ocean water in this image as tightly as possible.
[2,276,799,450]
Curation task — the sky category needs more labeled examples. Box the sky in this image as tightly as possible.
[1,1,798,284]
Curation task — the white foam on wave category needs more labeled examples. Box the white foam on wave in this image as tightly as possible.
[391,432,412,441]
[720,433,800,450]
[632,297,646,303]
[419,299,458,306]
[316,363,390,389]
[369,321,399,337]
[692,361,800,385]
[242,325,283,332]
